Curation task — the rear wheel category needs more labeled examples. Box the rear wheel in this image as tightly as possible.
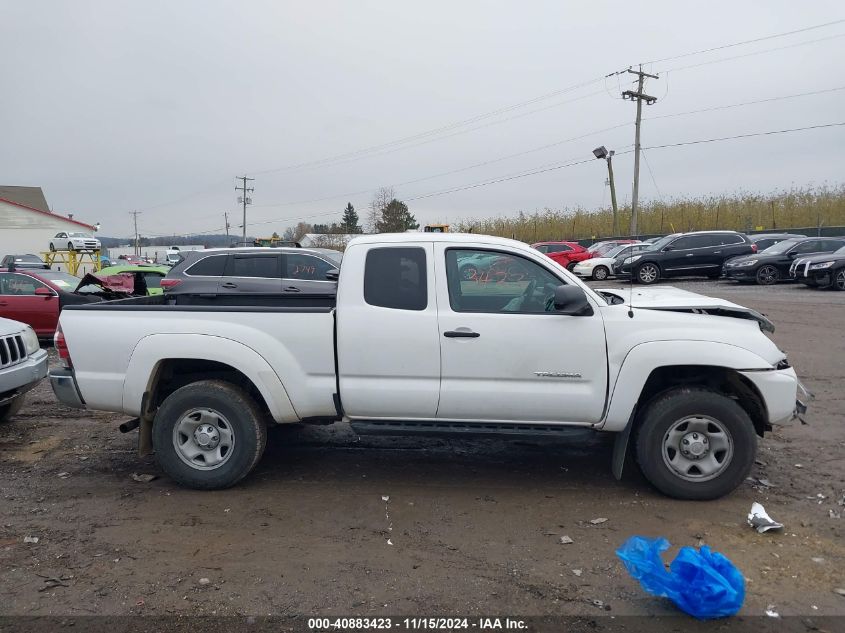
[755,265,779,285]
[152,380,267,489]
[0,395,24,424]
[635,387,756,500]
[566,261,578,272]
[636,262,660,285]
[591,265,609,281]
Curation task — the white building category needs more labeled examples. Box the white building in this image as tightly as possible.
[0,187,99,262]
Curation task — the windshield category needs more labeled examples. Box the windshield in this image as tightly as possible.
[68,232,90,238]
[39,271,82,289]
[14,255,42,262]
[835,246,845,255]
[605,244,634,259]
[588,242,618,256]
[760,239,801,255]
[647,235,676,251]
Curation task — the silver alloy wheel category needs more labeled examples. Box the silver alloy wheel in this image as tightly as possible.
[662,415,733,482]
[638,263,659,284]
[172,408,235,470]
[757,265,779,285]
[593,266,609,280]
[835,270,845,291]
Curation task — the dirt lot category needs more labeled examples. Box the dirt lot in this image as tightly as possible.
[1,279,843,622]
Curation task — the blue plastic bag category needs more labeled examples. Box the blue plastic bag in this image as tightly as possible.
[616,536,745,619]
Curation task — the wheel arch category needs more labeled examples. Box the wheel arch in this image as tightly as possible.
[123,334,299,423]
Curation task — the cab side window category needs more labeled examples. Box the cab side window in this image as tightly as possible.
[225,255,279,278]
[446,249,562,314]
[364,247,427,311]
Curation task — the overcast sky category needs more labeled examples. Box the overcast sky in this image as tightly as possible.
[2,1,844,237]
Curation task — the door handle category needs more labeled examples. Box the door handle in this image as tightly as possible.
[283,286,301,292]
[444,330,480,338]
[713,250,722,254]
[686,253,694,256]
[221,282,238,289]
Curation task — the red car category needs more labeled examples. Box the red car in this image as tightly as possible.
[531,241,592,270]
[0,268,99,338]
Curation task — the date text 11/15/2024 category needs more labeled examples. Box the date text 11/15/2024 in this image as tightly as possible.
[308,617,527,630]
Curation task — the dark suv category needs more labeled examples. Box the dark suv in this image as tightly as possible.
[161,247,342,295]
[615,231,753,284]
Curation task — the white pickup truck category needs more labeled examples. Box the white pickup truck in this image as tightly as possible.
[49,233,806,499]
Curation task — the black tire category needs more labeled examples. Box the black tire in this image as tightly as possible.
[67,242,75,252]
[152,380,267,490]
[49,243,56,252]
[591,265,610,281]
[0,395,24,424]
[755,265,779,285]
[635,387,757,500]
[636,262,660,285]
[707,271,721,280]
[833,268,845,291]
[566,262,578,272]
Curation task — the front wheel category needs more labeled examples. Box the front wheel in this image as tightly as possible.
[635,387,756,500]
[49,243,56,252]
[636,262,660,284]
[755,265,779,285]
[833,269,845,291]
[152,380,267,489]
[0,395,24,423]
[67,242,75,252]
[591,265,609,281]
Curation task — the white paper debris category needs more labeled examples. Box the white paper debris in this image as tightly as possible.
[559,535,574,544]
[386,539,393,546]
[381,495,390,502]
[748,502,784,533]
[572,569,582,577]
[589,517,608,525]
[23,536,39,544]
[765,605,779,618]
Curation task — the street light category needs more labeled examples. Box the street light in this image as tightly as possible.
[593,146,619,236]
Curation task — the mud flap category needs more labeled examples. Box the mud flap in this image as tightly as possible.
[138,417,153,457]
[611,413,636,480]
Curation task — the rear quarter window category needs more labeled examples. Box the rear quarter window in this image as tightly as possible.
[185,254,228,276]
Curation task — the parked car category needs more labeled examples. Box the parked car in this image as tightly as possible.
[161,247,342,295]
[531,241,591,270]
[724,237,845,285]
[0,269,100,338]
[616,231,754,284]
[586,240,640,258]
[51,233,805,500]
[791,245,845,290]
[748,233,806,253]
[76,264,169,297]
[48,232,101,252]
[572,243,649,280]
[0,316,48,423]
[1,254,49,270]
[117,254,147,265]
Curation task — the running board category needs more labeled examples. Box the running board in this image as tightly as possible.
[349,420,596,440]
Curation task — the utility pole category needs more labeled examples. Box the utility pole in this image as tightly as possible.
[235,176,254,243]
[622,65,658,236]
[224,211,230,237]
[129,210,141,255]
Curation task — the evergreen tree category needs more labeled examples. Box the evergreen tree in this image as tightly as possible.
[341,202,362,233]
[376,199,418,233]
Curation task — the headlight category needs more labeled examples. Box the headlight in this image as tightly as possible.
[21,326,40,355]
[624,255,642,264]
[809,261,834,270]
[735,259,757,267]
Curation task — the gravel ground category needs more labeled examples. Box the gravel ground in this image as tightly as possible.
[0,278,843,622]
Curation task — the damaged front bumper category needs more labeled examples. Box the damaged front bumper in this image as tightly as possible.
[794,379,813,423]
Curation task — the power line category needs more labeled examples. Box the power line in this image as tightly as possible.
[646,86,845,121]
[640,149,663,201]
[662,32,845,73]
[643,122,845,150]
[642,18,845,65]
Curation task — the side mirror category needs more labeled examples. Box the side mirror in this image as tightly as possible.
[662,245,674,252]
[553,285,593,316]
[34,287,53,297]
[325,268,340,281]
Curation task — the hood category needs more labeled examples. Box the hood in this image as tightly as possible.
[576,257,613,267]
[597,286,775,333]
[794,251,845,264]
